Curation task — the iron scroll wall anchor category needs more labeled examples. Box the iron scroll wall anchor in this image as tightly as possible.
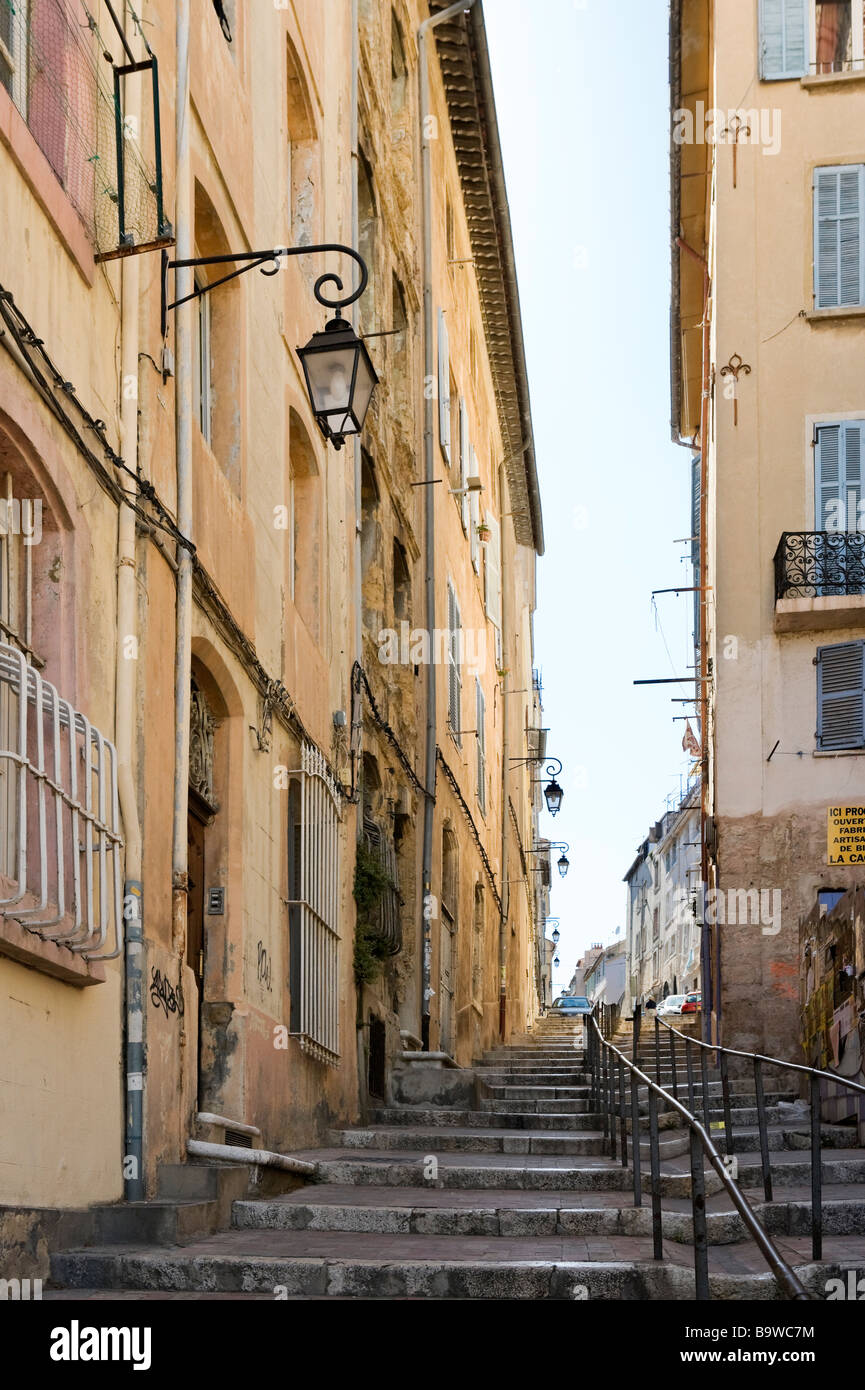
[160,243,369,341]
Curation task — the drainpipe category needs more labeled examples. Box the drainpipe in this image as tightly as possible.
[498,460,508,1038]
[117,45,144,1202]
[351,0,367,1107]
[417,0,478,1053]
[172,0,193,967]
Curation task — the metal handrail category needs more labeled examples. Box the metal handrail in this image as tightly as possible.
[654,1013,865,1261]
[587,1012,812,1301]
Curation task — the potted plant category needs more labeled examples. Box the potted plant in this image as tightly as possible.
[476,520,491,543]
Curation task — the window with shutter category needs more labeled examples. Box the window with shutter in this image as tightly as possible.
[760,0,807,78]
[459,399,469,532]
[470,471,480,574]
[438,310,450,463]
[484,511,502,630]
[814,421,865,592]
[816,640,865,749]
[814,166,865,309]
[447,580,462,744]
[476,679,486,814]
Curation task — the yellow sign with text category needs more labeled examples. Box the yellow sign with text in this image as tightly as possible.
[827,806,865,865]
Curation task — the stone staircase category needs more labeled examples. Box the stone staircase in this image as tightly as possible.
[48,1015,865,1300]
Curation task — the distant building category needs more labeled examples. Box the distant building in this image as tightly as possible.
[624,783,701,1011]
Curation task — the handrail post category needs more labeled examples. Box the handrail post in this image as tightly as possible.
[810,1071,822,1261]
[648,1088,663,1259]
[630,1068,642,1206]
[654,1013,661,1086]
[700,1046,711,1132]
[669,1026,679,1101]
[689,1127,710,1300]
[600,1037,609,1148]
[720,1050,734,1158]
[753,1058,773,1203]
[633,1003,641,1064]
[618,1060,628,1168]
[608,1043,618,1161]
[685,1035,696,1114]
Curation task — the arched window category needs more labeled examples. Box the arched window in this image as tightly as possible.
[289,409,321,640]
[358,151,377,334]
[392,539,411,625]
[360,452,381,637]
[286,36,318,247]
[391,10,408,114]
[194,181,242,493]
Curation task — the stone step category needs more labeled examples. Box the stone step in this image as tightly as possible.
[481,1098,596,1115]
[50,1230,861,1300]
[330,1126,606,1156]
[301,1150,636,1191]
[372,1107,604,1131]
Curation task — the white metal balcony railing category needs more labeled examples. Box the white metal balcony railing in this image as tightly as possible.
[288,741,342,1065]
[0,641,123,959]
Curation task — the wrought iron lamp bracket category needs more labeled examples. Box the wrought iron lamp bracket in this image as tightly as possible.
[160,242,368,339]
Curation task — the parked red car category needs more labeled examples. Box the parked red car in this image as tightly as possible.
[681,991,702,1014]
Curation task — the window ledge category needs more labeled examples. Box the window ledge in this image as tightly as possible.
[775,592,865,632]
[802,70,865,91]
[814,748,865,758]
[805,304,865,323]
[0,907,106,986]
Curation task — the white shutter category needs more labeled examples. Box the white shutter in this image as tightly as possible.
[814,167,864,309]
[438,309,451,462]
[759,0,807,80]
[484,510,501,629]
[459,398,469,531]
[469,453,480,573]
[447,581,461,743]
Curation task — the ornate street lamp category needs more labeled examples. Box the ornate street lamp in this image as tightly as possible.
[551,925,560,945]
[527,840,570,879]
[553,955,560,968]
[161,242,377,449]
[297,312,378,450]
[510,753,565,818]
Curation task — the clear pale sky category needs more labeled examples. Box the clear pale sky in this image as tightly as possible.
[485,0,694,994]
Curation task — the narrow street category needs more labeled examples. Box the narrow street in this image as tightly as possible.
[47,1015,865,1299]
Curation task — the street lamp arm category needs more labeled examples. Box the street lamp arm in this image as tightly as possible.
[161,243,369,336]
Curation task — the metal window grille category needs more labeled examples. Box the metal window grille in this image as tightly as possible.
[0,640,123,958]
[362,815,401,954]
[0,0,170,258]
[288,741,342,1064]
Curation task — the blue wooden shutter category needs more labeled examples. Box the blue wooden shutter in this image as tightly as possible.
[815,422,864,529]
[817,641,865,749]
[814,167,864,309]
[438,309,450,462]
[759,0,807,79]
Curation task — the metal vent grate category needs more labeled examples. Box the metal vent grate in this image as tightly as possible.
[223,1130,253,1150]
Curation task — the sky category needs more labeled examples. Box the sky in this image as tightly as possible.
[484,0,695,995]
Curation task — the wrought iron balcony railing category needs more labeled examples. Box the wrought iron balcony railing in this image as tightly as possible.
[774,531,865,601]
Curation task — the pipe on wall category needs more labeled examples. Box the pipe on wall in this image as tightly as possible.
[417,0,479,1053]
[117,32,144,1203]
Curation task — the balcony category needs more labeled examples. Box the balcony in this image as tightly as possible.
[774,532,865,633]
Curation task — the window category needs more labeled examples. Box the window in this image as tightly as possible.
[0,0,27,110]
[286,36,318,247]
[483,511,501,629]
[469,456,481,574]
[458,399,469,532]
[437,309,451,463]
[760,1,865,77]
[290,410,321,639]
[816,640,865,749]
[472,883,485,1004]
[815,421,863,530]
[476,678,486,813]
[813,0,861,72]
[760,0,808,77]
[447,580,462,743]
[814,166,865,309]
[391,10,407,113]
[288,743,342,1064]
[194,277,213,446]
[393,539,411,623]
